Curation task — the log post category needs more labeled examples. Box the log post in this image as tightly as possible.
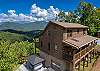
[93,49,94,58]
[83,58,85,71]
[73,63,76,71]
[78,61,80,71]
[86,55,88,67]
[89,52,91,63]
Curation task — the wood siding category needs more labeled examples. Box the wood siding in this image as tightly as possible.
[39,22,64,60]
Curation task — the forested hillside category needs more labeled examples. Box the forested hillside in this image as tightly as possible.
[0,31,40,71]
[0,32,31,42]
[0,41,39,71]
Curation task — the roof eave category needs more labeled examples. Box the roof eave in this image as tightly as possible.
[63,36,97,50]
[63,40,79,49]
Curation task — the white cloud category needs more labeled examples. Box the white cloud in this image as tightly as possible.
[31,4,38,14]
[46,6,60,21]
[31,4,48,18]
[8,10,16,15]
[48,6,60,16]
[7,10,18,21]
[65,12,68,15]
[36,9,48,17]
[0,13,8,19]
[0,4,61,22]
[30,4,60,21]
[18,13,33,21]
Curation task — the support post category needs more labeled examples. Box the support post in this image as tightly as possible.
[73,63,76,71]
[86,55,88,67]
[78,61,80,71]
[89,53,91,63]
[93,49,94,58]
[34,38,37,54]
[83,58,85,71]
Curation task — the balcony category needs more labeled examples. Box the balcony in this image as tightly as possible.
[74,44,96,64]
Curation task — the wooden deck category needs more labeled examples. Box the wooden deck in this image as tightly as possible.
[74,44,96,64]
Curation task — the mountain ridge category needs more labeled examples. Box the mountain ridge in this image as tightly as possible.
[0,21,48,31]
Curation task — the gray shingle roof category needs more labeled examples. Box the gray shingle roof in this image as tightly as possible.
[27,55,44,65]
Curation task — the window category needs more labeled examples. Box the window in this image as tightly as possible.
[47,30,50,36]
[67,29,72,37]
[70,30,72,37]
[48,42,50,51]
[83,29,86,35]
[77,29,79,34]
[67,29,70,33]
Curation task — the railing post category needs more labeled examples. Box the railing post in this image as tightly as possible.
[78,61,80,71]
[89,52,91,63]
[86,55,88,67]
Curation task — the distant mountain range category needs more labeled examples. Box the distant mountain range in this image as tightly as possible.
[0,21,48,31]
[1,29,43,38]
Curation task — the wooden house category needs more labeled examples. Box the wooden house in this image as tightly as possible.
[39,21,97,71]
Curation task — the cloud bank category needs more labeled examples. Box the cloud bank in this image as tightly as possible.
[0,4,60,22]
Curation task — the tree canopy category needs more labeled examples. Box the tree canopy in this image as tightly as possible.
[57,1,100,36]
[0,40,40,71]
[78,2,100,36]
[0,32,40,71]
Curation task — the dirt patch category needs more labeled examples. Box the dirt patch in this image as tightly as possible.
[91,56,100,71]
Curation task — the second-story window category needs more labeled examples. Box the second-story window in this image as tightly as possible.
[47,30,50,36]
[70,30,72,37]
[67,29,72,37]
[77,29,79,34]
[83,29,86,35]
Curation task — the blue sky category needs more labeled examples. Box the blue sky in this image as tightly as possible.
[0,0,99,22]
[0,0,99,14]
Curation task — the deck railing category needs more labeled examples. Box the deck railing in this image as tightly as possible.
[74,44,96,62]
